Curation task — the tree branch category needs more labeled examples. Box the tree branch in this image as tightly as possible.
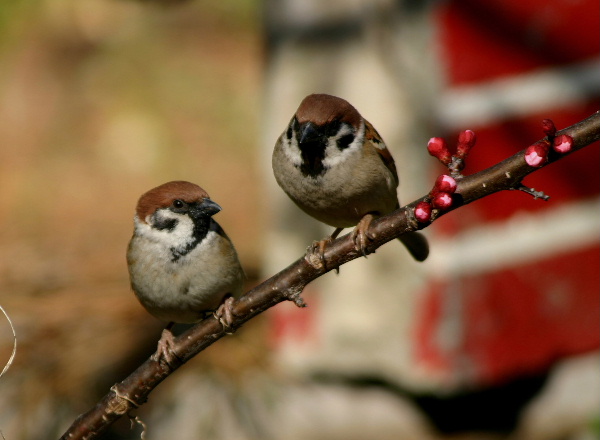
[59,111,600,440]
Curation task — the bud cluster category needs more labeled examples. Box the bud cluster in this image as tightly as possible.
[415,174,458,223]
[525,119,573,168]
[418,130,477,223]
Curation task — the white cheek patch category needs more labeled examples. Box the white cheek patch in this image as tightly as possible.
[322,122,365,169]
[280,133,303,167]
[135,210,196,248]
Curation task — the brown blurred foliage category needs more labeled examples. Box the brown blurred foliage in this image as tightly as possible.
[0,0,268,423]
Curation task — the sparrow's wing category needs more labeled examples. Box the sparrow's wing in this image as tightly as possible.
[364,119,399,186]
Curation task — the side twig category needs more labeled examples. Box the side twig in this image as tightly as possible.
[59,112,600,440]
[0,304,17,380]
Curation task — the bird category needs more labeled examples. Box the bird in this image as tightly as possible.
[127,181,244,363]
[272,93,428,263]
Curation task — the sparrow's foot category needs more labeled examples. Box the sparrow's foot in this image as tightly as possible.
[351,214,376,257]
[306,237,331,270]
[305,228,343,272]
[152,325,180,367]
[214,295,236,333]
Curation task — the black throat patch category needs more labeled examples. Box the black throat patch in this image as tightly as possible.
[299,140,327,177]
[168,217,214,263]
[295,119,347,177]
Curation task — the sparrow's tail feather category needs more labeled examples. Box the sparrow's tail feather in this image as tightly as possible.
[398,231,429,262]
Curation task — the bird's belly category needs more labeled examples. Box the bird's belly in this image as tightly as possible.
[128,240,242,323]
[285,168,397,228]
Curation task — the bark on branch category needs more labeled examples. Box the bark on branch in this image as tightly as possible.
[59,111,600,440]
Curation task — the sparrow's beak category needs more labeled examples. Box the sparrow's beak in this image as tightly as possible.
[190,198,222,219]
[299,122,324,145]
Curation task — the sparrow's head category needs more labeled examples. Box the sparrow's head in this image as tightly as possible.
[133,181,221,250]
[136,181,220,226]
[283,94,365,177]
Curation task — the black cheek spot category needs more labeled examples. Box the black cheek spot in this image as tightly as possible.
[337,133,355,150]
[154,217,178,231]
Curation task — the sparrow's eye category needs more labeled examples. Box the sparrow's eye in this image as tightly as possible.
[325,120,342,137]
[337,133,355,150]
[172,200,185,209]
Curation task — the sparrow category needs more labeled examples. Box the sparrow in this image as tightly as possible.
[272,93,428,263]
[127,181,244,363]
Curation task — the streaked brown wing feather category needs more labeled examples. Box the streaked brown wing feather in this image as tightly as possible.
[364,119,399,186]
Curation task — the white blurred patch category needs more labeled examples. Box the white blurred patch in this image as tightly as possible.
[438,59,600,130]
[428,197,600,278]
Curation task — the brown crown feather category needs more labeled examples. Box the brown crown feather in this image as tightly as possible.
[135,181,210,222]
[295,94,362,127]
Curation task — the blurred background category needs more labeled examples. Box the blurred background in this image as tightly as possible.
[0,0,598,439]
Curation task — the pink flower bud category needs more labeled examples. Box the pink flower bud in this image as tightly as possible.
[541,119,556,137]
[456,130,476,158]
[431,192,453,210]
[552,134,573,154]
[525,142,549,167]
[427,137,451,164]
[433,174,457,194]
[415,201,432,223]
